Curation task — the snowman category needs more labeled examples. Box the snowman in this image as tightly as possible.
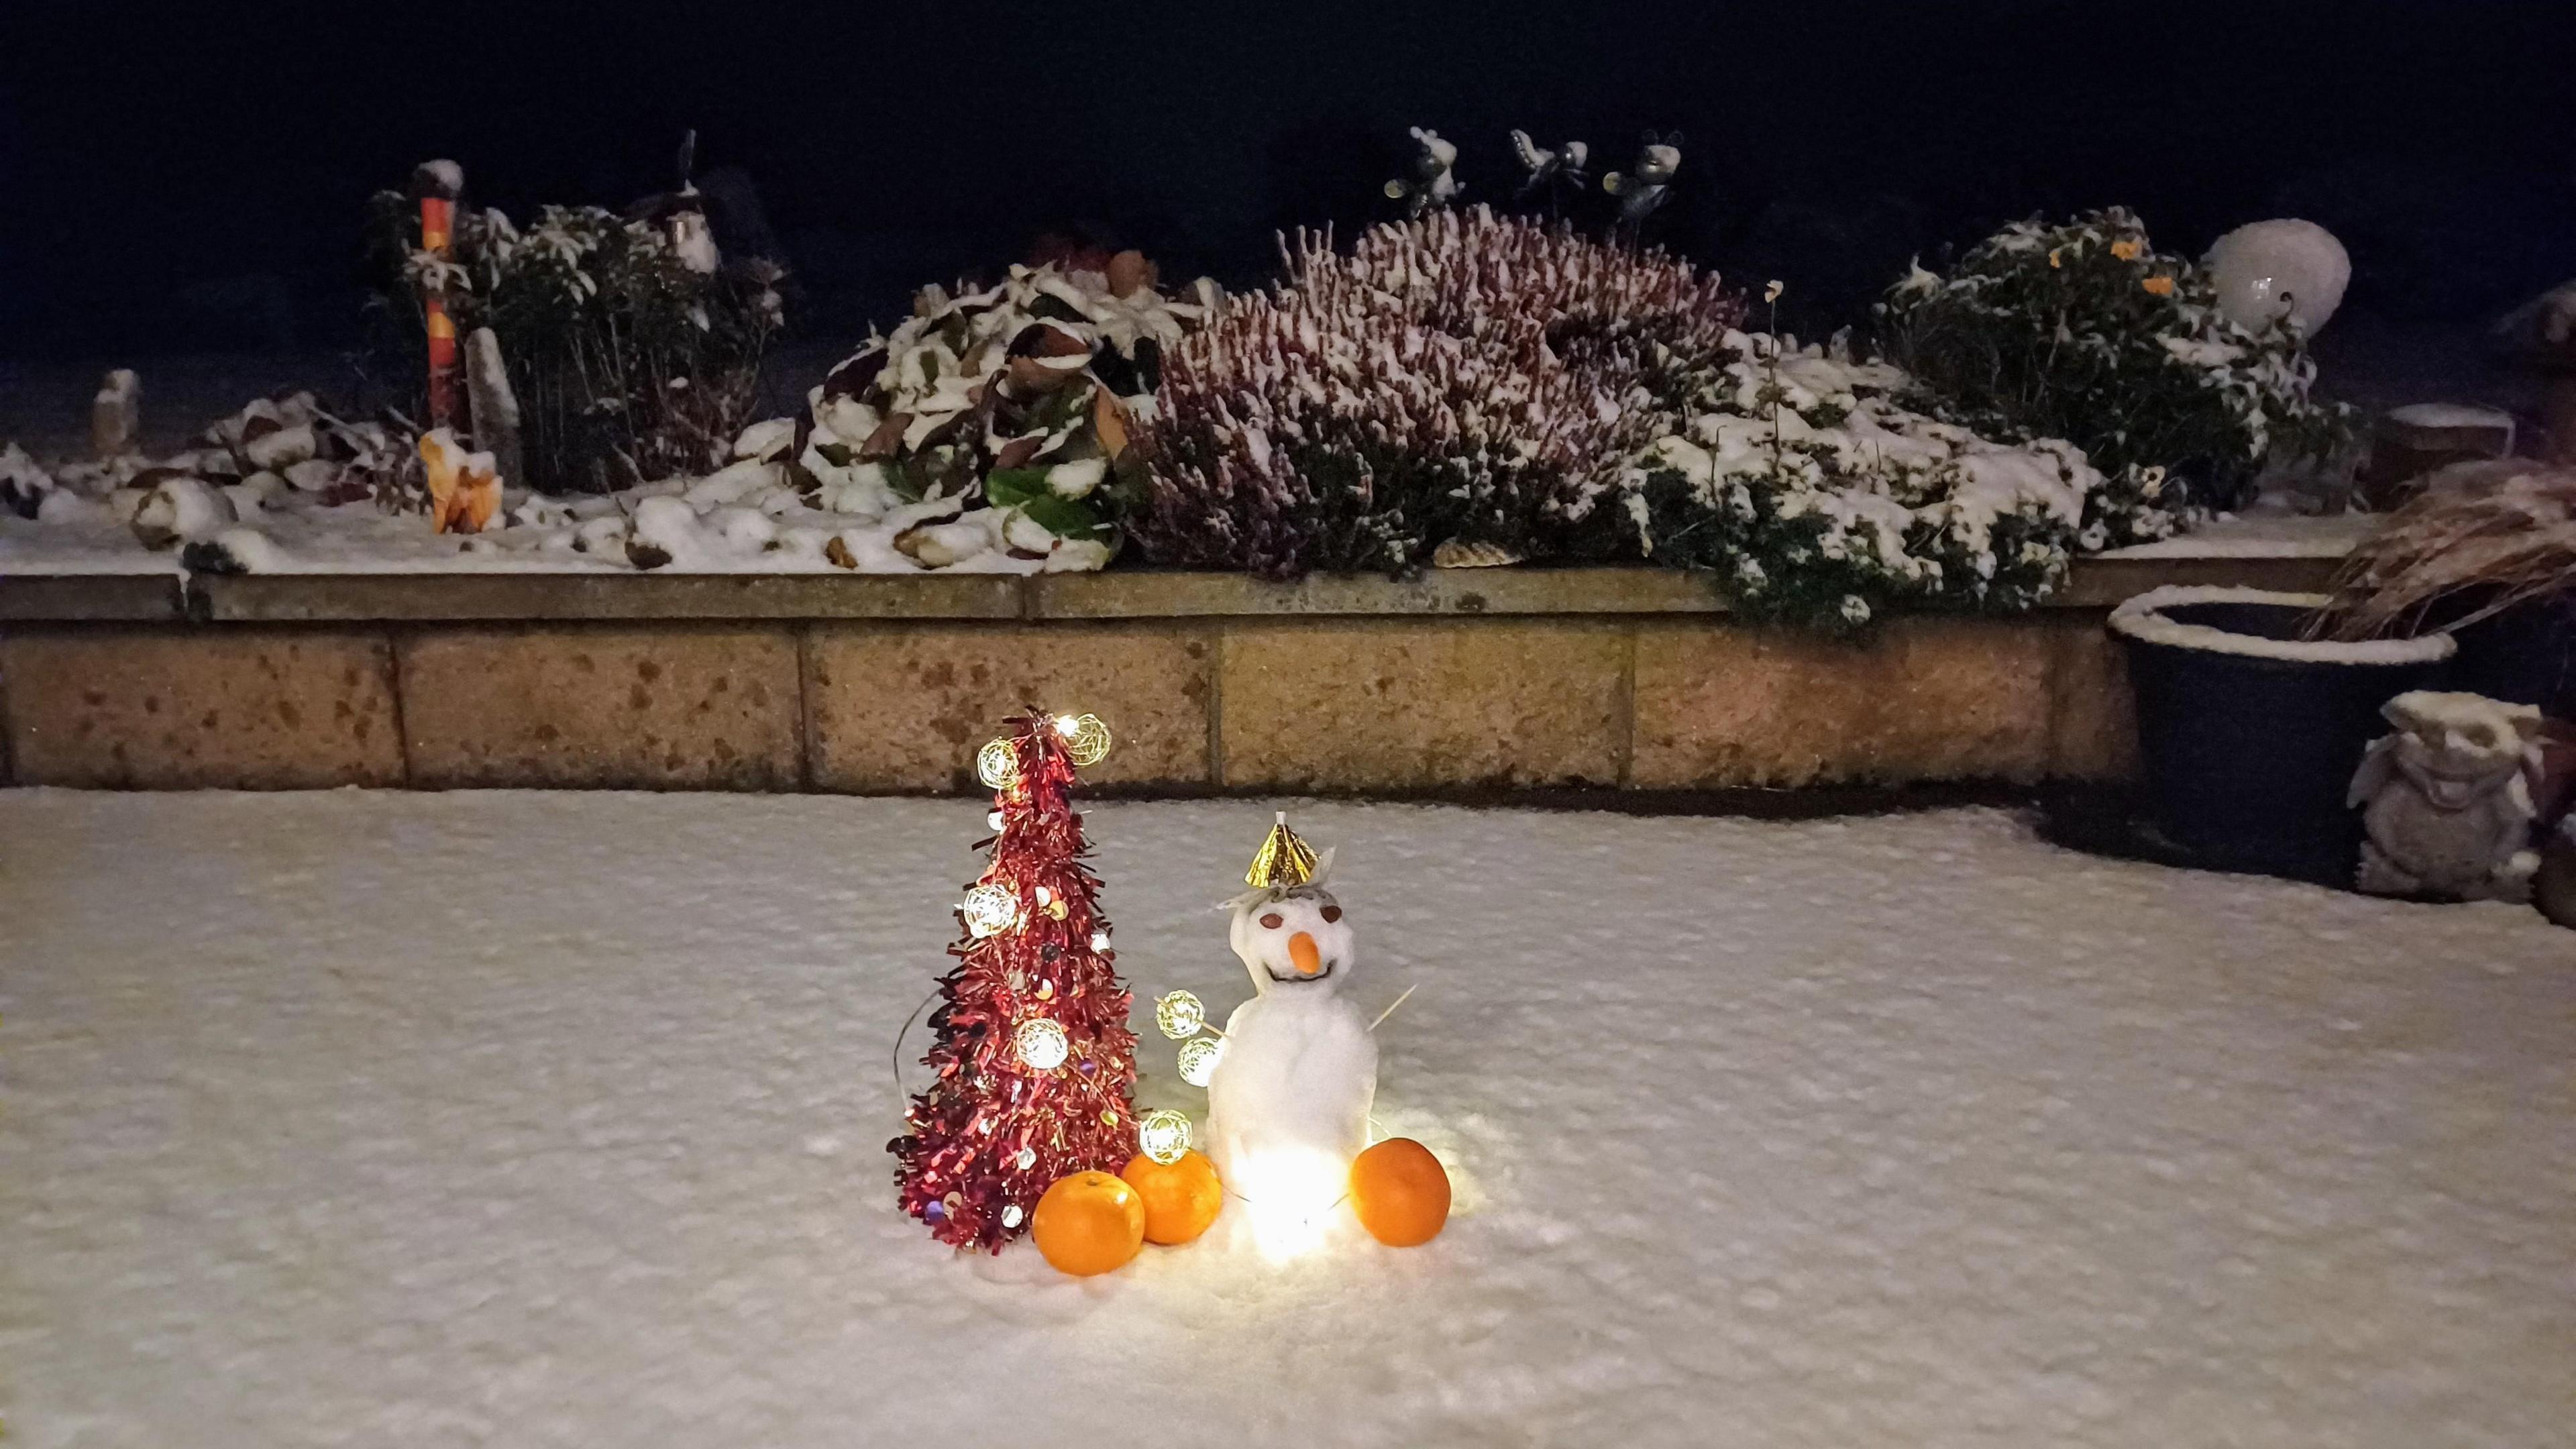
[1203,814,1378,1229]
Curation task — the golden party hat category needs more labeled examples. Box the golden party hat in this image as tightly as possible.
[1244,811,1320,890]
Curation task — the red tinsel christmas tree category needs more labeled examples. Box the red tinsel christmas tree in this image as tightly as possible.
[890,709,1137,1250]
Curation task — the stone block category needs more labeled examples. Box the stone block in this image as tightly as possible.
[397,626,801,789]
[1218,621,1625,791]
[1631,618,2057,788]
[808,624,1214,792]
[0,627,402,788]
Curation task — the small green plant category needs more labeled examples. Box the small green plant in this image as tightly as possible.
[368,195,784,494]
[1876,207,2353,514]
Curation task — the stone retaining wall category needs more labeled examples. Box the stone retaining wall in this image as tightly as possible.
[0,559,2335,794]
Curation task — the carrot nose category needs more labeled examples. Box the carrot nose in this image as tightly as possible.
[1288,931,1323,976]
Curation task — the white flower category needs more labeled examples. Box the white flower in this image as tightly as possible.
[1838,594,1872,625]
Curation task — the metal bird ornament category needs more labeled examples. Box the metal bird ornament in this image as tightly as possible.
[1508,129,1590,215]
[1383,127,1462,218]
[1603,129,1683,239]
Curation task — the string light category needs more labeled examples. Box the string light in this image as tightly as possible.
[1155,990,1205,1040]
[961,884,1018,938]
[1013,1018,1070,1071]
[1177,1036,1223,1087]
[1089,930,1111,952]
[1137,1108,1193,1165]
[976,739,1020,790]
[986,810,1006,831]
[1053,713,1113,767]
[1001,1204,1024,1228]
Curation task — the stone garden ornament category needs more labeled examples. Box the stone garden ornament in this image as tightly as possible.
[2347,690,2544,900]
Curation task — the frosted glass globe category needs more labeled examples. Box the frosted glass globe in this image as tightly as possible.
[2204,219,2349,334]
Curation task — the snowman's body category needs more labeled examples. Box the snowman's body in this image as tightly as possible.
[1203,883,1378,1193]
[1207,990,1376,1179]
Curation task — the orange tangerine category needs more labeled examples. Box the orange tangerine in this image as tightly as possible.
[1030,1170,1145,1276]
[1120,1150,1224,1245]
[1350,1138,1450,1247]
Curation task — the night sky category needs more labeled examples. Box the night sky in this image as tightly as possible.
[2,0,2568,358]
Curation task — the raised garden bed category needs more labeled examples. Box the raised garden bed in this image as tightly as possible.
[0,555,2341,796]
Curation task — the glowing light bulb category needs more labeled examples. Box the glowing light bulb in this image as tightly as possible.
[1013,1017,1069,1071]
[1054,712,1112,766]
[1155,990,1205,1040]
[1137,1108,1193,1165]
[976,739,1020,790]
[1236,1146,1344,1262]
[986,810,1005,831]
[1014,1147,1036,1170]
[1089,930,1111,952]
[1002,1203,1024,1228]
[961,884,1018,937]
[1176,1036,1223,1087]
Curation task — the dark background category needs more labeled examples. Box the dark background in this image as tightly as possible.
[1,0,2569,402]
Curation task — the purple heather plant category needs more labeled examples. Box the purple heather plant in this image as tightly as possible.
[1130,207,1743,576]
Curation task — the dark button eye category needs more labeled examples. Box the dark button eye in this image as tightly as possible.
[1259,912,1284,930]
[1320,905,1342,923]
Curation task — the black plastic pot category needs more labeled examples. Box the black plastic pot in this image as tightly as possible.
[2109,588,2455,886]
[2446,595,2576,720]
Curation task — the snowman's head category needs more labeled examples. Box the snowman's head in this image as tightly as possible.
[1229,885,1355,996]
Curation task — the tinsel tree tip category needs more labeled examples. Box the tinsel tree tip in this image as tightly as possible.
[1245,812,1320,890]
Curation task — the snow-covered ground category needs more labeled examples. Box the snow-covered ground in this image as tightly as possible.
[3,790,2568,1448]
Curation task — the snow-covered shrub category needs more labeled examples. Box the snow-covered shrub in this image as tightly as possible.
[1876,208,2354,514]
[796,255,1214,562]
[1617,333,2190,631]
[369,195,784,494]
[1131,207,1743,576]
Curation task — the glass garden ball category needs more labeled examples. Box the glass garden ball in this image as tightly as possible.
[2204,219,2349,335]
